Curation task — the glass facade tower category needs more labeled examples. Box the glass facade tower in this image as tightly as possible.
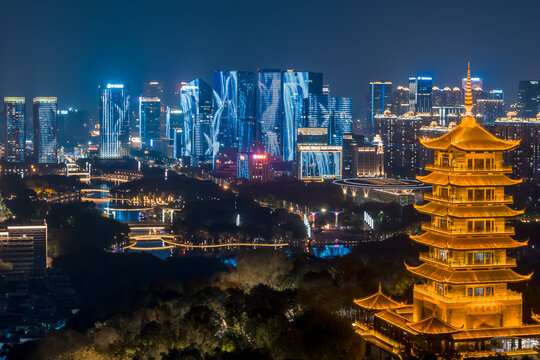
[282,71,323,161]
[180,78,213,164]
[369,82,392,130]
[257,69,282,155]
[99,84,130,159]
[33,97,58,164]
[517,80,540,118]
[3,97,26,163]
[139,97,161,149]
[409,76,433,113]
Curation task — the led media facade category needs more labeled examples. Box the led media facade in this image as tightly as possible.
[298,145,342,181]
[4,97,26,163]
[99,84,129,159]
[257,70,282,156]
[180,78,213,164]
[33,97,58,163]
[307,95,352,146]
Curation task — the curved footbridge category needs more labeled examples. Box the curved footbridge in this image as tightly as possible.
[124,234,289,251]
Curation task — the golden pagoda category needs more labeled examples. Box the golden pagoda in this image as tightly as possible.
[353,65,540,358]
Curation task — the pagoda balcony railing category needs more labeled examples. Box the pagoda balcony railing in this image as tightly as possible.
[424,194,513,204]
[425,163,513,173]
[421,223,515,235]
[414,284,522,303]
[419,252,517,267]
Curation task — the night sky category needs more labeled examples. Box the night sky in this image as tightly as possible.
[1,0,539,117]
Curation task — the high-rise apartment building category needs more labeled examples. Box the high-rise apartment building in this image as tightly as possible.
[33,97,58,164]
[282,71,323,161]
[517,80,540,118]
[368,82,392,130]
[139,97,161,149]
[2,221,48,273]
[476,99,504,127]
[409,76,433,113]
[495,114,540,182]
[4,97,26,163]
[180,78,213,164]
[99,84,130,159]
[257,69,282,156]
[389,86,409,115]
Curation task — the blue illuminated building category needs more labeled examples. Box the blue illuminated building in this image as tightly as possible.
[139,97,161,150]
[165,106,183,139]
[212,71,255,164]
[298,145,342,181]
[257,69,282,156]
[99,84,130,159]
[307,94,352,146]
[369,82,392,131]
[3,97,26,163]
[179,78,213,164]
[409,76,433,113]
[282,71,323,161]
[33,97,58,163]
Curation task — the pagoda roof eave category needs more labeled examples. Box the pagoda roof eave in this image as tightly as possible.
[452,325,540,341]
[354,285,405,310]
[405,262,533,284]
[410,232,528,250]
[416,172,522,187]
[419,118,521,151]
[406,314,462,335]
[375,310,417,334]
[414,202,524,218]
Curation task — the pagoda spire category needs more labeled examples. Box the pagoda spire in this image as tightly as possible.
[464,62,474,116]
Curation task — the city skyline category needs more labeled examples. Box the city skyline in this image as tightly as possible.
[1,0,540,117]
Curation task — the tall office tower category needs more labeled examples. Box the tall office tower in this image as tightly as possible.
[164,107,183,158]
[174,82,187,96]
[490,89,504,100]
[142,81,164,98]
[449,87,463,106]
[180,78,213,164]
[462,76,482,91]
[307,94,331,129]
[495,113,540,182]
[139,97,161,149]
[33,97,58,164]
[409,76,433,113]
[476,99,504,127]
[282,70,323,161]
[257,69,282,156]
[374,113,423,178]
[517,80,540,118]
[342,134,363,178]
[368,82,392,130]
[329,97,353,146]
[212,71,256,162]
[99,84,130,159]
[390,86,409,115]
[4,97,26,163]
[432,87,443,106]
[6,221,47,273]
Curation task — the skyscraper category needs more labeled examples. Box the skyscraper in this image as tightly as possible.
[390,86,409,115]
[99,84,130,159]
[33,97,58,164]
[212,71,255,162]
[4,97,26,163]
[257,69,282,156]
[180,78,213,164]
[282,71,323,161]
[165,106,183,159]
[517,80,540,118]
[409,76,433,113]
[490,89,504,100]
[476,99,504,127]
[142,81,164,98]
[368,82,392,130]
[139,97,161,149]
[329,96,353,146]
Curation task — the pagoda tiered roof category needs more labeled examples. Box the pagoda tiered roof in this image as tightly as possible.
[419,115,520,151]
[405,262,532,284]
[354,284,405,310]
[414,202,524,218]
[375,310,417,334]
[417,172,522,187]
[406,314,462,335]
[452,325,540,341]
[410,232,527,250]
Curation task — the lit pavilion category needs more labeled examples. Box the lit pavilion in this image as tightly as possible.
[353,65,540,358]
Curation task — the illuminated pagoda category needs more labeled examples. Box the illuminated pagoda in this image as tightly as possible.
[353,65,540,358]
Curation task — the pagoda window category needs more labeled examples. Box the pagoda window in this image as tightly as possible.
[474,159,484,169]
[438,249,447,262]
[466,251,494,265]
[436,283,444,295]
[441,188,449,199]
[474,287,484,296]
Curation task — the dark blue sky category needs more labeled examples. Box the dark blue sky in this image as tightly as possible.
[1,0,539,117]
